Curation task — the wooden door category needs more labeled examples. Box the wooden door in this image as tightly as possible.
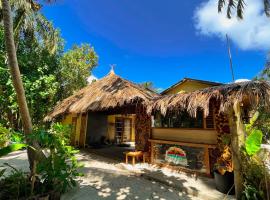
[123,118,132,142]
[115,117,132,143]
[115,117,124,143]
[79,114,87,147]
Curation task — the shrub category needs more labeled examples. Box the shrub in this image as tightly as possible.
[0,164,31,199]
[0,124,11,148]
[31,123,83,193]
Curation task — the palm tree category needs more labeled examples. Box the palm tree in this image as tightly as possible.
[0,0,59,53]
[1,0,33,147]
[218,0,270,19]
[0,0,49,171]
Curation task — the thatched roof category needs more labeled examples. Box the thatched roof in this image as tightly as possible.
[45,70,159,121]
[149,81,270,117]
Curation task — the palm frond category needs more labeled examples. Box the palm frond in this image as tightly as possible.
[237,0,245,19]
[227,0,236,19]
[218,0,226,13]
[264,0,270,17]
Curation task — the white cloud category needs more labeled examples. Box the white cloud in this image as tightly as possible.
[87,75,98,84]
[194,0,270,50]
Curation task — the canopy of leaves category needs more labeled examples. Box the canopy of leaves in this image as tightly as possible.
[0,7,99,128]
[0,0,60,53]
[0,26,61,127]
[58,44,98,99]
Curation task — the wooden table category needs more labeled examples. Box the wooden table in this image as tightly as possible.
[124,151,143,165]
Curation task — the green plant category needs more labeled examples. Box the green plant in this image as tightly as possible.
[242,183,264,200]
[0,124,11,148]
[241,111,270,199]
[31,123,83,193]
[245,129,263,156]
[0,164,30,199]
[10,131,24,143]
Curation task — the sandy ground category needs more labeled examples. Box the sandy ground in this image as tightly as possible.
[0,149,232,200]
[62,151,198,200]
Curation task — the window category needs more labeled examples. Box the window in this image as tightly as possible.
[154,110,204,128]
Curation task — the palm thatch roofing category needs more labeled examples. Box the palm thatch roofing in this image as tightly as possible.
[45,70,159,121]
[149,81,270,117]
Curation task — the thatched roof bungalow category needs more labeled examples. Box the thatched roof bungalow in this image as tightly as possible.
[45,70,159,150]
[148,80,270,179]
[46,70,270,180]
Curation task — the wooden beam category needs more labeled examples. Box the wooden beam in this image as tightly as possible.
[149,139,217,148]
[204,147,211,176]
[228,101,245,199]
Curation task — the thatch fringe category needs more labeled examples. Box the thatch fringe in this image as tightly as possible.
[149,81,270,117]
[44,70,159,121]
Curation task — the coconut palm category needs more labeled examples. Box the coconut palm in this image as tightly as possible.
[0,0,59,53]
[0,0,54,171]
[218,0,270,19]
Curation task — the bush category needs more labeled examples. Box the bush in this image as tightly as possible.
[31,123,83,193]
[0,164,31,199]
[0,124,11,148]
[0,123,82,199]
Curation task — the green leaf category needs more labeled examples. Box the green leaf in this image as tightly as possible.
[0,143,27,157]
[0,168,6,177]
[245,129,263,156]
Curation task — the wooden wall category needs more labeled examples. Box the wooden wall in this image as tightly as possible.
[62,113,85,147]
[135,106,151,152]
[152,128,217,145]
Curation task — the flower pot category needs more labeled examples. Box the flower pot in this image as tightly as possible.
[214,170,235,195]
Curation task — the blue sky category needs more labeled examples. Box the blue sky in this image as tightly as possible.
[42,0,268,91]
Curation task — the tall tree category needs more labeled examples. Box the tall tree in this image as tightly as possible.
[0,0,59,52]
[0,27,62,127]
[58,44,98,99]
[218,0,270,19]
[1,0,32,135]
[0,0,42,171]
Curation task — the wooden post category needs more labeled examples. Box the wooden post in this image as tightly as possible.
[204,147,211,176]
[228,100,245,199]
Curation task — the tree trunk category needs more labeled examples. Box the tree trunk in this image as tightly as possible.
[228,101,245,199]
[1,0,35,168]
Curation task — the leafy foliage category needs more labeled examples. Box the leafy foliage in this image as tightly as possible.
[58,44,98,99]
[0,26,98,129]
[0,0,60,53]
[0,165,31,199]
[241,111,270,199]
[245,129,263,156]
[0,143,27,157]
[30,123,83,193]
[0,25,62,127]
[0,124,11,147]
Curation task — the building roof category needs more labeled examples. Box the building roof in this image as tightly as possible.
[149,80,270,117]
[45,70,159,121]
[161,78,223,95]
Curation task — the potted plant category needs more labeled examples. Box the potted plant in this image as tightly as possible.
[214,145,235,195]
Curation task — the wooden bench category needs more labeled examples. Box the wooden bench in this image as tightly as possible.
[124,151,143,165]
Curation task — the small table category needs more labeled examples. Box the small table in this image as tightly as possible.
[124,151,143,165]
